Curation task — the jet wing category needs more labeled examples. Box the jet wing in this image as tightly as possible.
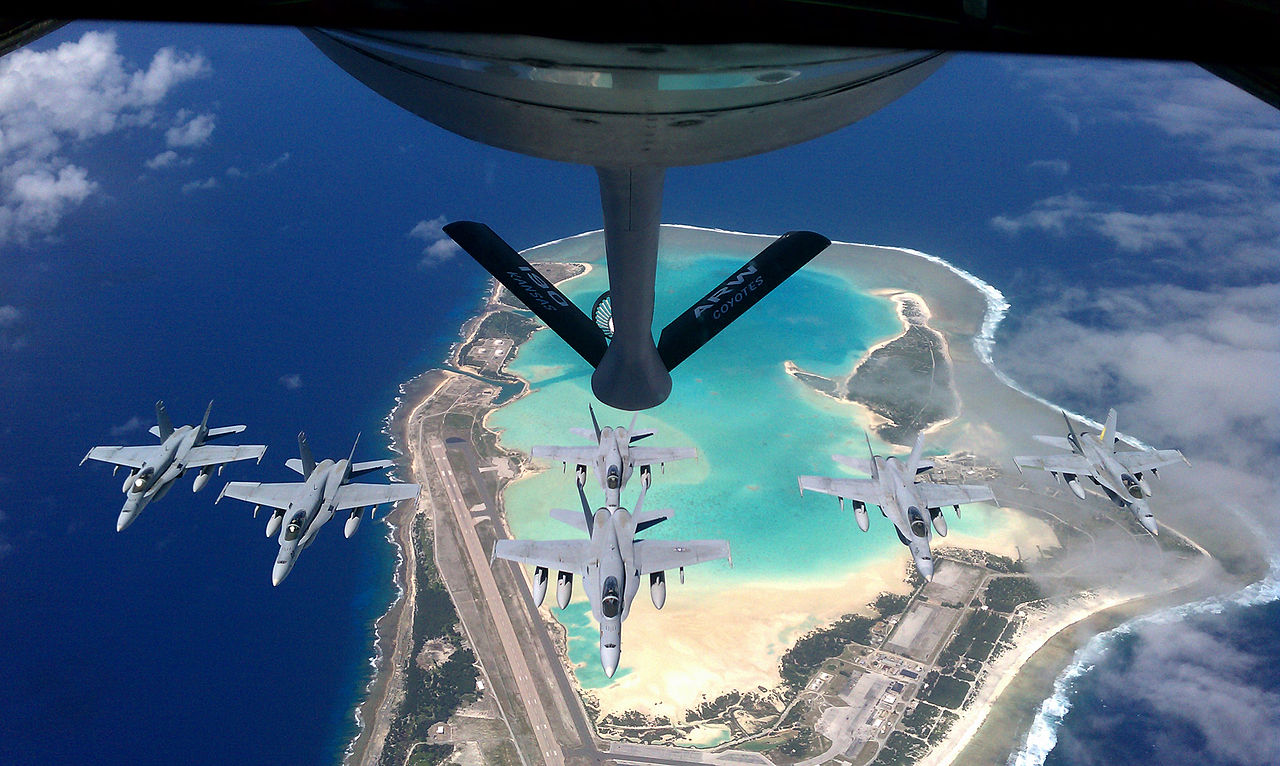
[633,539,730,575]
[915,482,996,508]
[333,482,420,511]
[798,475,888,507]
[218,481,301,511]
[493,539,591,572]
[184,444,266,469]
[1113,449,1186,474]
[80,445,157,469]
[629,446,697,464]
[1032,435,1074,451]
[530,445,598,464]
[1013,453,1096,476]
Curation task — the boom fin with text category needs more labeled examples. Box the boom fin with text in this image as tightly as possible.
[443,221,830,373]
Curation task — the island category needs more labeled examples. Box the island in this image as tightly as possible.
[344,225,1269,766]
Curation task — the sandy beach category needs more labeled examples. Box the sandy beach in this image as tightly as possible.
[363,224,1242,765]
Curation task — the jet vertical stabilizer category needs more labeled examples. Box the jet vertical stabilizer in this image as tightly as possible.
[155,400,174,440]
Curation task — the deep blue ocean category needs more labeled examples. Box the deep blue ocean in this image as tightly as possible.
[1,21,1275,766]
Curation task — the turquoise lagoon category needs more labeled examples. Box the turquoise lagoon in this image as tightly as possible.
[488,228,1008,691]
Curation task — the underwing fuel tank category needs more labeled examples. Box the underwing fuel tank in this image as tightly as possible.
[650,571,666,609]
[532,566,549,607]
[930,508,948,537]
[265,508,286,537]
[851,500,870,532]
[556,571,573,609]
[192,466,215,493]
[344,507,365,538]
[1064,473,1087,500]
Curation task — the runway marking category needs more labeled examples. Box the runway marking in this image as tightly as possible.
[427,435,564,766]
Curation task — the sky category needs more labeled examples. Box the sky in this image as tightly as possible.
[0,21,1277,766]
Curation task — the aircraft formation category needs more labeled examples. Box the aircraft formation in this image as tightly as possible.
[81,401,420,585]
[497,401,1187,676]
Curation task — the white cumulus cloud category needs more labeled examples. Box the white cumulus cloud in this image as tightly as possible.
[278,373,302,390]
[164,110,215,148]
[408,215,462,267]
[0,30,210,247]
[181,176,218,194]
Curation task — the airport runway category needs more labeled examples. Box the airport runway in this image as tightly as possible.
[427,433,566,766]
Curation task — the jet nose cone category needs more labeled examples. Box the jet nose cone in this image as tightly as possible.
[601,646,620,678]
[272,560,292,587]
[116,511,136,532]
[1141,515,1159,536]
[917,558,934,582]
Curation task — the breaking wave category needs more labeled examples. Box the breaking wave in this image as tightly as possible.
[1008,559,1280,766]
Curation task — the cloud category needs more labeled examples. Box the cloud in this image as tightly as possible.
[1052,617,1280,766]
[1027,159,1070,176]
[180,176,218,194]
[0,30,209,247]
[278,373,302,390]
[145,149,179,169]
[996,281,1280,519]
[164,110,215,148]
[408,215,462,267]
[0,303,27,350]
[225,151,290,179]
[993,62,1279,276]
[110,415,148,436]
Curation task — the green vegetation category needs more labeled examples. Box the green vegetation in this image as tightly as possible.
[870,730,930,766]
[983,577,1043,612]
[874,592,910,617]
[779,614,876,686]
[938,611,1008,668]
[378,520,479,766]
[778,590,912,687]
[921,675,970,709]
[982,554,1025,574]
[407,744,453,766]
[777,728,819,759]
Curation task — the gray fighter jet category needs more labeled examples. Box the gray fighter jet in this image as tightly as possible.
[1014,409,1187,536]
[532,405,696,507]
[217,433,420,585]
[494,479,729,678]
[798,434,995,581]
[81,401,267,532]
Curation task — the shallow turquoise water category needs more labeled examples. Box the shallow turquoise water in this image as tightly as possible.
[489,232,1004,689]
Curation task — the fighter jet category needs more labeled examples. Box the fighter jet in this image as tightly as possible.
[81,401,267,532]
[1014,409,1187,536]
[798,434,995,581]
[216,433,420,585]
[494,478,729,678]
[532,405,696,507]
